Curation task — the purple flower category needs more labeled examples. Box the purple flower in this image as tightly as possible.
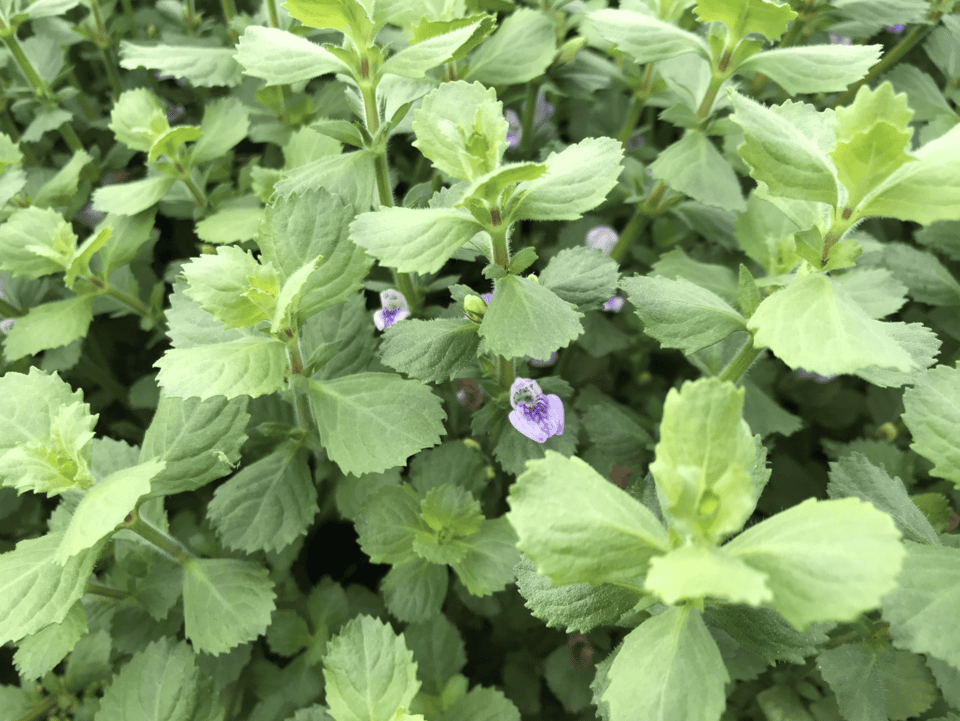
[603,295,625,312]
[886,24,905,34]
[795,368,838,383]
[830,34,851,45]
[373,289,410,330]
[504,88,555,150]
[508,378,564,443]
[528,351,558,367]
[586,225,618,255]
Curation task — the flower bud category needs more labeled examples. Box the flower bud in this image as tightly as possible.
[526,273,539,284]
[463,294,487,322]
[555,36,586,67]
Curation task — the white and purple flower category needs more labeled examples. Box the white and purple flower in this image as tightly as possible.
[586,225,618,255]
[373,289,410,331]
[603,295,625,312]
[505,88,555,150]
[508,377,564,443]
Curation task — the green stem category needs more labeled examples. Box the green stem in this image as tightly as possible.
[285,332,315,435]
[518,82,539,156]
[67,69,98,120]
[609,207,651,263]
[16,695,58,721]
[0,295,24,319]
[489,214,510,268]
[832,23,936,108]
[718,337,762,384]
[177,166,209,209]
[220,0,239,42]
[119,508,195,564]
[360,74,419,311]
[85,581,131,600]
[695,73,726,125]
[265,0,281,28]
[617,64,655,147]
[496,355,515,391]
[643,179,667,211]
[89,0,123,100]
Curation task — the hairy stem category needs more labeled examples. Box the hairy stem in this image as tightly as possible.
[718,337,762,384]
[119,509,195,565]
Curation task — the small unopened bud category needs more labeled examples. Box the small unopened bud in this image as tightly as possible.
[877,422,898,443]
[526,273,539,284]
[555,36,586,66]
[200,244,216,254]
[463,294,487,322]
[463,438,481,451]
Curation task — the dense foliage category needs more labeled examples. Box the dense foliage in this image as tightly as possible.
[1,0,960,719]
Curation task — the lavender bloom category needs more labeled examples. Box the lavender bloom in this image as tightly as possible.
[886,24,905,34]
[508,378,564,443]
[795,368,838,383]
[505,88,555,150]
[373,289,410,331]
[586,225,618,255]
[481,292,493,304]
[0,279,15,333]
[528,351,558,367]
[830,33,851,45]
[603,296,625,313]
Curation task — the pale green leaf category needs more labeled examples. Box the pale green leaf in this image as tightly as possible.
[381,21,487,79]
[902,365,960,488]
[91,175,177,216]
[13,601,87,680]
[195,205,263,244]
[584,9,710,63]
[3,295,94,361]
[506,450,669,587]
[56,459,164,563]
[379,318,480,383]
[816,643,887,721]
[882,243,960,307]
[356,483,426,564]
[322,615,420,721]
[648,128,746,211]
[705,604,830,665]
[539,246,620,312]
[724,497,905,630]
[602,606,728,721]
[283,0,373,48]
[478,275,583,361]
[307,372,445,476]
[207,443,317,554]
[94,637,222,721]
[0,206,77,278]
[192,97,251,165]
[183,245,280,330]
[645,543,772,605]
[108,88,169,153]
[505,137,624,222]
[739,44,882,95]
[182,557,276,656]
[449,517,519,596]
[694,0,797,42]
[434,685,520,721]
[274,150,379,213]
[0,532,101,645]
[235,27,350,86]
[140,394,249,498]
[350,206,487,274]
[381,556,449,623]
[119,41,243,86]
[620,275,747,355]
[463,8,556,85]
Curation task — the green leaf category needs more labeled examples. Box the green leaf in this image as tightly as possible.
[434,685,520,721]
[258,188,374,319]
[727,90,839,206]
[507,450,669,587]
[0,367,97,496]
[458,162,548,208]
[306,372,446,476]
[381,556,449,623]
[463,8,556,85]
[267,609,311,657]
[283,0,374,49]
[140,394,249,498]
[323,615,421,721]
[882,243,960,306]
[235,27,351,86]
[645,543,772,606]
[411,81,508,183]
[3,295,94,361]
[514,555,642,634]
[64,225,112,289]
[504,137,624,222]
[0,206,77,279]
[449,517,519,596]
[880,541,960,670]
[13,601,87,681]
[94,209,157,276]
[539,246,619,312]
[154,335,288,400]
[381,20,490,79]
[902,365,960,489]
[601,606,728,721]
[91,175,177,216]
[705,604,830,665]
[275,150,379,213]
[857,122,960,224]
[738,44,882,95]
[505,246,538,276]
[694,0,797,42]
[827,453,941,546]
[300,293,380,380]
[379,318,480,383]
[650,378,758,543]
[478,275,583,361]
[620,275,748,355]
[192,97,251,165]
[830,121,916,210]
[0,532,101,645]
[310,119,368,148]
[649,128,747,211]
[748,272,929,376]
[56,459,164,563]
[95,637,222,720]
[724,497,905,630]
[108,88,169,153]
[207,443,317,554]
[585,8,710,64]
[182,557,276,656]
[195,204,263,245]
[350,206,487,274]
[32,149,93,209]
[357,484,426,564]
[119,41,243,87]
[403,614,466,697]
